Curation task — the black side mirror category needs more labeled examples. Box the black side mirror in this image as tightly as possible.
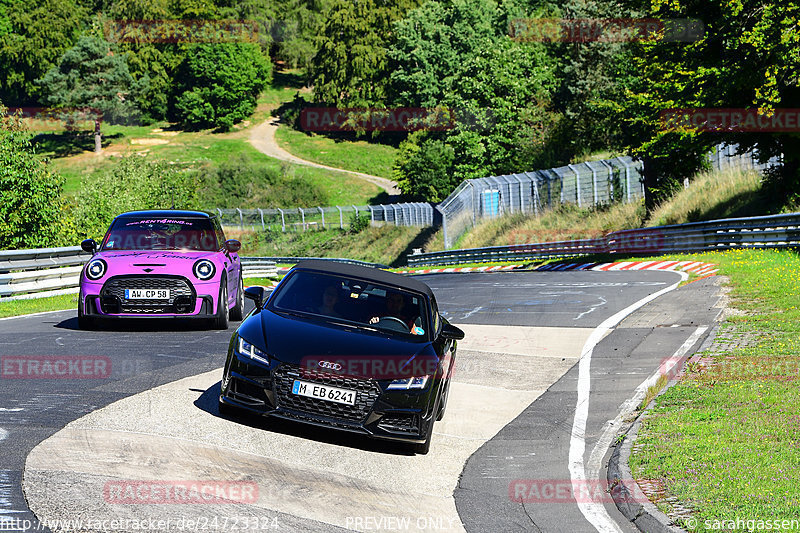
[244,286,267,308]
[224,239,241,253]
[81,239,97,254]
[441,323,465,340]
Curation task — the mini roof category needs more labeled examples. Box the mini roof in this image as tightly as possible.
[115,210,213,219]
[293,260,434,299]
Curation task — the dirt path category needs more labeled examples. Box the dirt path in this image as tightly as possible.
[249,117,401,196]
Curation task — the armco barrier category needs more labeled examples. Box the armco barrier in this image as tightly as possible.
[0,252,279,300]
[408,212,800,266]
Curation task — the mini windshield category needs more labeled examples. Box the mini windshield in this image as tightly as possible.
[270,270,429,339]
[101,217,218,251]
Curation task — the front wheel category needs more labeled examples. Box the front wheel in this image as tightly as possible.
[77,298,96,330]
[212,278,229,330]
[414,394,440,455]
[230,272,244,321]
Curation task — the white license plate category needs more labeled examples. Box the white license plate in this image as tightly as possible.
[291,380,356,406]
[124,288,170,300]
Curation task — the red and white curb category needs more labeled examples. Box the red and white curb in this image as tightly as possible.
[397,265,523,275]
[535,260,718,276]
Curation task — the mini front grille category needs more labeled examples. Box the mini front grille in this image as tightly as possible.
[273,364,381,423]
[378,413,420,434]
[101,276,195,313]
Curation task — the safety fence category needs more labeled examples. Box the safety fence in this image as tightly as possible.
[436,144,780,249]
[213,203,434,231]
[0,250,278,300]
[407,212,800,266]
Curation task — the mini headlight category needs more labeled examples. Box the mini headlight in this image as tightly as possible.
[387,376,429,390]
[237,336,269,365]
[193,259,216,280]
[85,259,107,280]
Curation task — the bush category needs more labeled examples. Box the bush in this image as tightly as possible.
[0,106,65,249]
[72,157,203,240]
[172,43,272,131]
[393,132,456,202]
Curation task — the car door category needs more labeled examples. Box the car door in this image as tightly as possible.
[214,218,238,305]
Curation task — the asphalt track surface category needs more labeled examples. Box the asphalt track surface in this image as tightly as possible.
[0,270,723,532]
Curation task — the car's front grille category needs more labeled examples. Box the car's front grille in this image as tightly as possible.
[101,276,195,313]
[273,364,381,423]
[378,413,420,434]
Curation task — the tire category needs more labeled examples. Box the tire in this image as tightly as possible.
[229,271,244,321]
[436,378,451,422]
[414,393,440,455]
[77,298,96,330]
[218,399,240,417]
[212,277,229,330]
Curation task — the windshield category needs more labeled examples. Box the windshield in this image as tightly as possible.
[101,217,219,251]
[269,270,430,339]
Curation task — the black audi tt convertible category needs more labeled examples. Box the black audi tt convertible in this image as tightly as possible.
[218,260,464,454]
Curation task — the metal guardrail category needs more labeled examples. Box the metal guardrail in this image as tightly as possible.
[0,251,390,300]
[407,212,800,266]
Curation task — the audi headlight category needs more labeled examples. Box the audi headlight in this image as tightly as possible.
[193,259,216,280]
[85,259,107,280]
[237,336,269,365]
[387,376,429,390]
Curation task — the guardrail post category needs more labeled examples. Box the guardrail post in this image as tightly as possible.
[278,208,285,232]
[336,206,343,229]
[318,206,325,228]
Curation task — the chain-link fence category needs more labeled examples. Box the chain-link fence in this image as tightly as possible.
[436,144,781,249]
[212,203,434,231]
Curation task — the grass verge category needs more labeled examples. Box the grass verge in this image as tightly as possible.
[628,248,800,530]
[274,125,398,179]
[0,293,77,319]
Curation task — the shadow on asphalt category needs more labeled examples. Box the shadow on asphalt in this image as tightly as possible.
[193,381,415,456]
[54,316,243,332]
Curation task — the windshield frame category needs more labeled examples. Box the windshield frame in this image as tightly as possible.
[99,216,221,252]
[267,269,432,342]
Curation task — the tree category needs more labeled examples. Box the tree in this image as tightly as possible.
[619,0,800,210]
[0,104,65,249]
[394,132,456,201]
[0,0,88,105]
[171,42,272,131]
[311,0,420,106]
[38,35,145,152]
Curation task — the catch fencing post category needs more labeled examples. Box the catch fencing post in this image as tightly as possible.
[318,207,325,228]
[258,208,264,230]
[368,206,375,224]
[585,162,597,206]
[436,205,449,250]
[236,208,243,229]
[299,208,306,231]
[278,208,285,232]
[568,164,581,207]
[337,206,343,229]
[616,156,632,203]
[599,160,614,202]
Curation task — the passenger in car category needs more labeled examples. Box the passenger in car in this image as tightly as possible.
[316,284,342,318]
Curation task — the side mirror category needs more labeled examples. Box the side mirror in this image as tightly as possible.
[224,239,241,253]
[440,323,465,340]
[244,286,267,308]
[81,239,97,254]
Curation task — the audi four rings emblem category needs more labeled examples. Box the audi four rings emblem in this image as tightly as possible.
[318,361,342,371]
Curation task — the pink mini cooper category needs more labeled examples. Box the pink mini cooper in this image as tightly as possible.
[78,210,243,330]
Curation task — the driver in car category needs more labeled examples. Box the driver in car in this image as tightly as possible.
[369,292,423,334]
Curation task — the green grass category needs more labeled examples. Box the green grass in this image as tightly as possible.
[0,293,76,318]
[275,125,398,179]
[629,249,800,530]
